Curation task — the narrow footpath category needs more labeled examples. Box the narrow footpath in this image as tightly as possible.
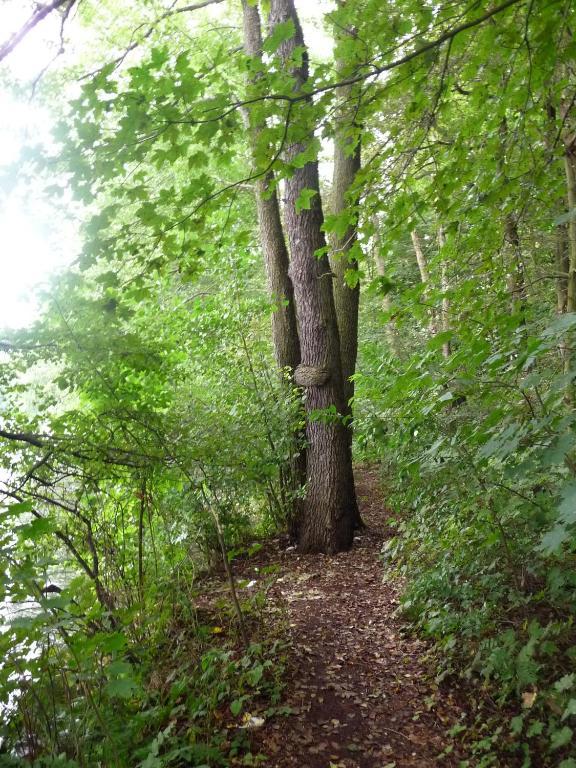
[248,467,468,767]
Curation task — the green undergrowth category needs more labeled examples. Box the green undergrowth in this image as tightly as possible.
[355,315,576,767]
[0,549,287,768]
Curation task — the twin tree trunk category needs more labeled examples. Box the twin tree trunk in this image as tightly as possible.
[267,0,358,553]
[241,0,305,538]
[241,0,300,373]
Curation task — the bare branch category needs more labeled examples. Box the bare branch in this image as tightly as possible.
[0,0,77,64]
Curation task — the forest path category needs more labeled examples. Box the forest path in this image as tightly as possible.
[247,467,467,768]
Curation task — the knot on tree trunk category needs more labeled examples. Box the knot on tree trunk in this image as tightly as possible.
[294,364,330,387]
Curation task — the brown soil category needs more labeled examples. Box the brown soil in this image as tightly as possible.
[242,467,469,768]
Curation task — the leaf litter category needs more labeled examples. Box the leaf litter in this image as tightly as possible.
[241,467,469,767]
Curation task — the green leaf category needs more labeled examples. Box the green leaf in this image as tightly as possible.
[105,677,139,699]
[558,483,576,525]
[230,698,243,716]
[295,188,317,214]
[539,524,570,555]
[344,268,360,289]
[542,313,576,338]
[562,699,576,721]
[291,139,320,169]
[107,659,132,676]
[555,674,575,692]
[19,517,52,540]
[526,720,544,737]
[550,726,573,750]
[100,633,128,653]
[248,664,264,686]
[510,715,524,734]
[427,331,453,352]
[4,501,32,516]
[263,19,295,53]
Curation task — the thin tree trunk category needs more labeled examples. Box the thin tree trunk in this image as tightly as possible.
[564,143,576,393]
[437,226,451,359]
[328,12,361,411]
[556,222,569,314]
[504,213,527,320]
[137,479,145,603]
[411,229,430,284]
[564,146,576,313]
[411,229,437,335]
[374,250,399,356]
[545,99,570,366]
[269,0,357,554]
[328,9,363,529]
[498,116,527,322]
[241,0,300,373]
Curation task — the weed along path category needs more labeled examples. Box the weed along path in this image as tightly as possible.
[244,468,467,767]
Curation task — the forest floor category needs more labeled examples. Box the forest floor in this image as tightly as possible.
[235,466,470,768]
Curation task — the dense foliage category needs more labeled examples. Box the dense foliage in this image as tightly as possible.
[1,0,575,765]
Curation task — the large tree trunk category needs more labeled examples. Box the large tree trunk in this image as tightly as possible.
[269,0,357,554]
[328,10,363,529]
[241,0,304,538]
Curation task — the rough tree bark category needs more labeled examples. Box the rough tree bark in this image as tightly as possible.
[268,0,357,553]
[241,0,305,539]
[328,11,361,410]
[241,0,300,373]
[328,7,363,528]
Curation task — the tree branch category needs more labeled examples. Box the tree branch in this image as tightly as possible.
[0,427,45,448]
[0,0,76,64]
[80,0,227,79]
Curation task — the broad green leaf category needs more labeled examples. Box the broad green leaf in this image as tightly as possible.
[550,726,573,750]
[263,19,295,54]
[555,674,575,692]
[562,699,576,721]
[540,525,570,555]
[295,188,317,214]
[105,677,139,699]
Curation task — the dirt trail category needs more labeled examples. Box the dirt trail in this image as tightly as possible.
[249,467,467,767]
